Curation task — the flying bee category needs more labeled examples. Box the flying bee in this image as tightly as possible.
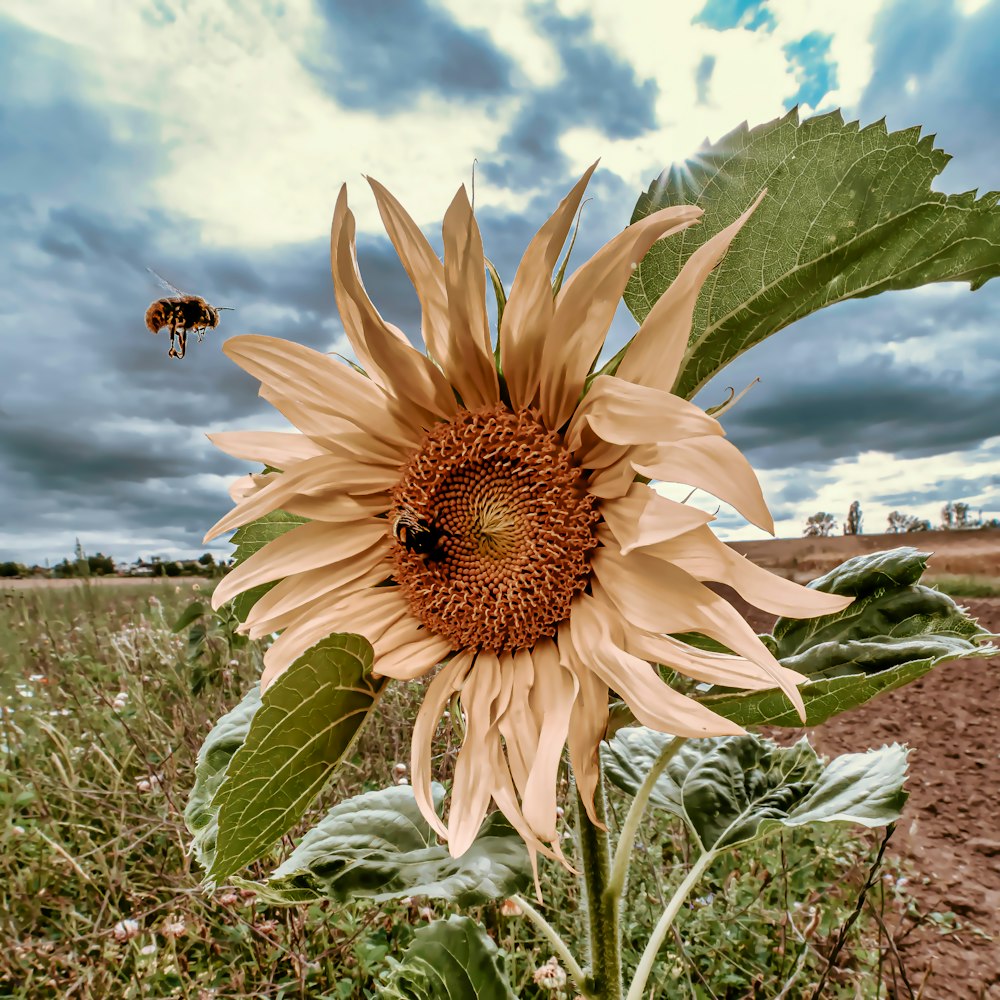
[390,504,449,559]
[144,268,234,360]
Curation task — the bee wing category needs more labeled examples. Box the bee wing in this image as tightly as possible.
[146,267,187,298]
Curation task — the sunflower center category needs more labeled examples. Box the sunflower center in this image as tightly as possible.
[389,405,600,654]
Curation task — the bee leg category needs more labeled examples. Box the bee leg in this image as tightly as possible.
[177,329,187,359]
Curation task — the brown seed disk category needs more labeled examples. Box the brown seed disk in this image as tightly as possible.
[390,405,600,654]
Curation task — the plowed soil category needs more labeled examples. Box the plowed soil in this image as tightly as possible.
[725,529,1000,999]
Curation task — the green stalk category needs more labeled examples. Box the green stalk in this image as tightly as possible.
[510,894,588,994]
[625,848,717,1000]
[608,736,685,903]
[576,778,622,1000]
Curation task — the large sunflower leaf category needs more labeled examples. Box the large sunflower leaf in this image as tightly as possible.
[603,730,908,851]
[228,508,308,622]
[232,783,531,907]
[623,108,1000,400]
[697,547,996,727]
[184,683,262,872]
[378,915,517,1000]
[206,633,385,885]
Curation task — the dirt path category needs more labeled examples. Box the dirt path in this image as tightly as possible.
[735,594,1000,999]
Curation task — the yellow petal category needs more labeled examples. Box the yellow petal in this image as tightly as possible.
[331,186,457,421]
[566,374,723,452]
[441,186,499,408]
[539,205,702,429]
[643,524,855,618]
[449,652,504,857]
[601,483,714,555]
[281,490,390,522]
[241,539,391,636]
[616,192,766,392]
[412,651,474,839]
[260,586,409,688]
[371,617,453,680]
[558,620,609,827]
[624,626,806,692]
[501,162,598,411]
[631,436,774,534]
[211,518,387,608]
[590,543,805,720]
[204,455,395,542]
[586,452,638,500]
[366,176,452,369]
[223,335,419,453]
[570,595,745,736]
[521,640,578,842]
[496,650,536,796]
[207,431,327,468]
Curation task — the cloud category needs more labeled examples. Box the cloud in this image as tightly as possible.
[782,31,838,109]
[304,0,514,111]
[693,0,777,32]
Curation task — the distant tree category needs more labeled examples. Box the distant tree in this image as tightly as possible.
[843,500,863,535]
[164,561,183,578]
[804,511,837,537]
[0,561,20,578]
[980,517,1000,530]
[198,553,215,567]
[87,552,115,576]
[941,500,977,529]
[887,511,931,533]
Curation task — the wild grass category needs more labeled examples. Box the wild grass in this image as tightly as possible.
[925,574,1000,598]
[1,581,913,998]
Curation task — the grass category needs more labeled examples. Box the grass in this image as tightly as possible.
[925,574,1000,598]
[1,580,916,998]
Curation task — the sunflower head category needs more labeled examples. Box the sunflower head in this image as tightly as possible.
[204,165,853,884]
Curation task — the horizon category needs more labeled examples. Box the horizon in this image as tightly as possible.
[1,0,998,563]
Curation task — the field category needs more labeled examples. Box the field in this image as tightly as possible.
[1,531,998,998]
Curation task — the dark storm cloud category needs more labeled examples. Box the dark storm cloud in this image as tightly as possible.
[304,0,513,111]
[859,0,1000,193]
[481,4,659,187]
[693,284,1000,470]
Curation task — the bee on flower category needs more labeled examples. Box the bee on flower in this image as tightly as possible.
[204,163,852,887]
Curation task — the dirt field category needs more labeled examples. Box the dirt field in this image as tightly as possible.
[728,529,1000,999]
[2,575,208,589]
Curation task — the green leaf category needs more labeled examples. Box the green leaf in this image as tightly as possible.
[184,684,262,872]
[378,915,517,1000]
[228,509,308,622]
[206,633,385,884]
[698,547,996,727]
[171,599,209,634]
[603,729,908,852]
[623,108,1000,400]
[233,783,531,907]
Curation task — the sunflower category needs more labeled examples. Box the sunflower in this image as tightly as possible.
[204,163,852,878]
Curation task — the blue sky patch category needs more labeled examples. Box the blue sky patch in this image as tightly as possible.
[783,31,838,109]
[693,0,776,32]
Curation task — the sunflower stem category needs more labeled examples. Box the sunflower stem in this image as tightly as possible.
[510,894,588,994]
[576,776,622,1000]
[625,848,717,1000]
[608,736,685,904]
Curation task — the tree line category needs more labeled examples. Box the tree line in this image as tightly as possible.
[803,501,1000,537]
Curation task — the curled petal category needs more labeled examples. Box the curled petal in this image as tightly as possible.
[207,431,327,468]
[559,620,609,827]
[331,186,457,421]
[591,543,805,720]
[501,162,598,411]
[632,436,774,534]
[412,652,475,839]
[212,519,387,608]
[496,650,537,797]
[570,595,745,736]
[643,524,855,618]
[566,374,722,452]
[539,205,702,429]
[617,192,766,392]
[441,186,499,408]
[600,483,714,555]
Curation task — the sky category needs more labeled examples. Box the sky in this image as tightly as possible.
[1,0,998,566]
